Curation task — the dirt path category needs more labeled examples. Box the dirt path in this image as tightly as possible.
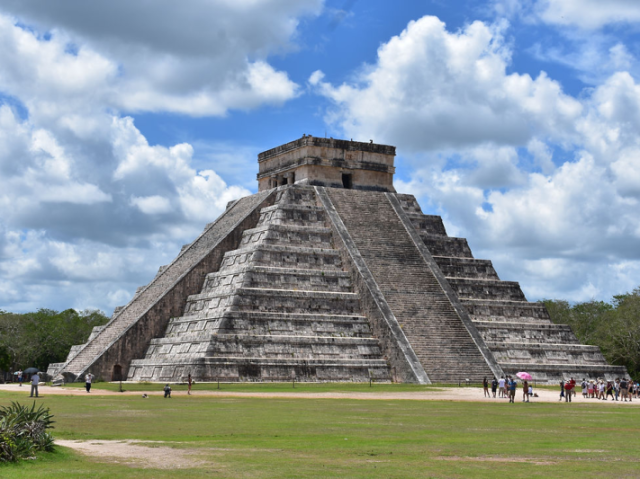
[1,383,638,405]
[55,439,212,469]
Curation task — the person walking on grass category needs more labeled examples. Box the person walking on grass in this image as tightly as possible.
[491,377,498,398]
[85,373,93,393]
[483,377,490,398]
[29,372,39,398]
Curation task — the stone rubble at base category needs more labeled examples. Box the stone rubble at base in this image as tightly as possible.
[48,136,628,385]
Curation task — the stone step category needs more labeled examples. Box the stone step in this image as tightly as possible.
[145,334,383,360]
[181,287,361,319]
[434,257,499,280]
[489,342,606,365]
[219,244,343,272]
[202,266,353,294]
[474,321,579,344]
[404,212,448,236]
[395,194,423,214]
[239,224,334,248]
[447,278,526,302]
[461,299,551,323]
[165,311,371,337]
[273,186,319,207]
[420,234,474,258]
[499,363,630,383]
[228,288,361,315]
[257,204,327,227]
[128,356,391,382]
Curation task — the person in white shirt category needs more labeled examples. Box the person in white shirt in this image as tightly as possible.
[498,377,506,398]
[30,373,40,398]
[85,373,93,393]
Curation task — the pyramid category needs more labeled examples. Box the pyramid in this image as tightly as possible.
[49,136,628,384]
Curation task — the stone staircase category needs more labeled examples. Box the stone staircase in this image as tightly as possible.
[127,186,391,382]
[326,189,495,383]
[395,194,628,382]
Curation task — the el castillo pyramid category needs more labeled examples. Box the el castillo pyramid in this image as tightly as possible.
[49,136,628,384]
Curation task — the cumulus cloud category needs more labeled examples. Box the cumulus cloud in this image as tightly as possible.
[0,1,321,116]
[317,15,640,302]
[313,17,581,151]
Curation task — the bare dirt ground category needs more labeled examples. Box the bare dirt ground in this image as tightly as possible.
[1,383,638,405]
[55,439,213,469]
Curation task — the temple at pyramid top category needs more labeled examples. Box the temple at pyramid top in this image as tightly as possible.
[257,135,396,192]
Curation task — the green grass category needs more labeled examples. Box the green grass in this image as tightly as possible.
[60,380,443,393]
[1,386,639,478]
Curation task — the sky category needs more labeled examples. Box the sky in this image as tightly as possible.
[1,0,639,314]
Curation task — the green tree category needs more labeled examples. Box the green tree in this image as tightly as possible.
[0,309,109,372]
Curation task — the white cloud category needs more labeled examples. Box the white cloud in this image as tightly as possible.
[0,1,320,117]
[313,16,581,151]
[536,0,640,30]
[131,196,173,215]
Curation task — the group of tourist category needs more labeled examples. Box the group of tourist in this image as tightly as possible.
[483,376,534,403]
[483,375,639,403]
[578,378,638,401]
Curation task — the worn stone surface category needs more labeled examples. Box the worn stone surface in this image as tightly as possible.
[258,136,396,192]
[52,137,628,384]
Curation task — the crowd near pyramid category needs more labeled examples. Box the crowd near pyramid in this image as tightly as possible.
[48,136,628,384]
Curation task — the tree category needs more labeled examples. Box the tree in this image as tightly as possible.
[0,309,109,372]
[544,288,640,378]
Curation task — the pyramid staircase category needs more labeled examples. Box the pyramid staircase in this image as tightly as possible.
[395,194,628,382]
[127,187,391,382]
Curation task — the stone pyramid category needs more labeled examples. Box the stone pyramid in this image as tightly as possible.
[49,136,628,384]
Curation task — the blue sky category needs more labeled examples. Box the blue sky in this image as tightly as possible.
[1,0,639,314]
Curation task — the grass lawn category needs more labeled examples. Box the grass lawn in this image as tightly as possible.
[1,385,639,478]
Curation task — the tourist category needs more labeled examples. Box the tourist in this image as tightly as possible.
[528,383,533,401]
[620,378,629,401]
[605,381,614,400]
[17,370,23,387]
[85,373,93,393]
[598,380,605,400]
[498,376,505,398]
[614,379,620,401]
[508,377,517,403]
[559,380,565,401]
[30,372,39,398]
[188,373,192,396]
[504,377,509,399]
[570,378,577,398]
[627,379,633,402]
[483,377,490,397]
[588,380,594,398]
[164,384,172,398]
[522,379,529,403]
[564,380,573,402]
[491,377,498,398]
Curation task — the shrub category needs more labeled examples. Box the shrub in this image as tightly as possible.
[0,402,55,463]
